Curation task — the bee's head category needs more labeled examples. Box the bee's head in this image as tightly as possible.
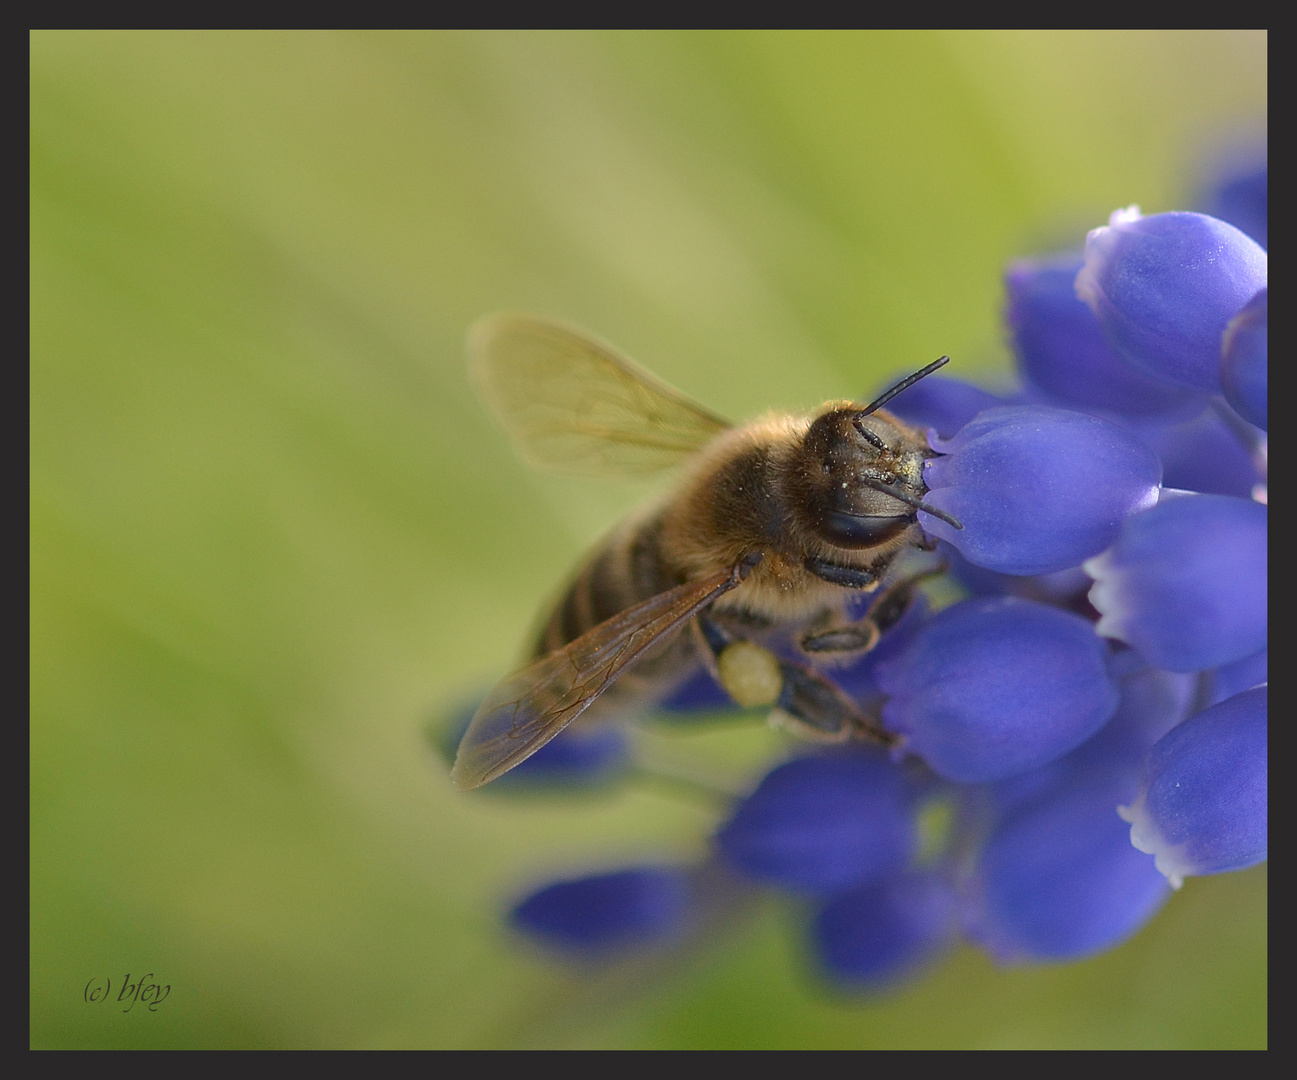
[790,357,963,550]
[795,406,930,549]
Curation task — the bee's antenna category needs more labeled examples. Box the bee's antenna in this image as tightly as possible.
[854,423,888,451]
[857,475,964,531]
[859,355,950,418]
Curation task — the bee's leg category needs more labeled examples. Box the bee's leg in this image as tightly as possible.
[803,556,880,590]
[695,616,895,746]
[800,569,928,655]
[771,662,896,745]
[799,621,879,655]
[694,616,783,710]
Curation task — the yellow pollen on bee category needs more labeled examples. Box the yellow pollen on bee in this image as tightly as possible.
[717,641,783,708]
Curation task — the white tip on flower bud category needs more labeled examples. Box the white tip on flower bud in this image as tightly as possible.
[1117,798,1188,890]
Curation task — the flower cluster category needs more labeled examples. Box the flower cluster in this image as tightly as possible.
[455,160,1266,991]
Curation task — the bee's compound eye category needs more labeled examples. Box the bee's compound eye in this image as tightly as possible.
[820,510,912,549]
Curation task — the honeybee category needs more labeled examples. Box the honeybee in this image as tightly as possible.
[451,315,961,790]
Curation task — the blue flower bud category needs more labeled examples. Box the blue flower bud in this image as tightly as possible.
[921,406,1161,575]
[1209,648,1266,707]
[1090,664,1200,768]
[875,597,1119,783]
[1200,156,1266,249]
[1084,494,1267,672]
[715,754,917,894]
[510,867,692,951]
[1005,253,1198,418]
[1076,209,1267,393]
[1119,685,1267,888]
[1221,288,1267,430]
[937,539,1092,603]
[985,661,1196,820]
[810,871,958,990]
[1128,406,1263,499]
[964,771,1173,962]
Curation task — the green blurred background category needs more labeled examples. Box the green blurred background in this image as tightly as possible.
[31,31,1266,1048]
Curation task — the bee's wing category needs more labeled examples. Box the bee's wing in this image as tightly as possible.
[451,559,752,790]
[469,314,731,476]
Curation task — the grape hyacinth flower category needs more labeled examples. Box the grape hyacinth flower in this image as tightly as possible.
[965,767,1174,963]
[1132,408,1263,500]
[1084,494,1267,672]
[918,406,1162,575]
[1005,252,1200,419]
[1119,686,1267,889]
[460,167,1267,994]
[1076,208,1267,393]
[1221,288,1268,431]
[872,596,1118,782]
[811,870,959,989]
[511,867,695,952]
[1209,647,1267,708]
[1199,153,1267,250]
[714,752,920,893]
